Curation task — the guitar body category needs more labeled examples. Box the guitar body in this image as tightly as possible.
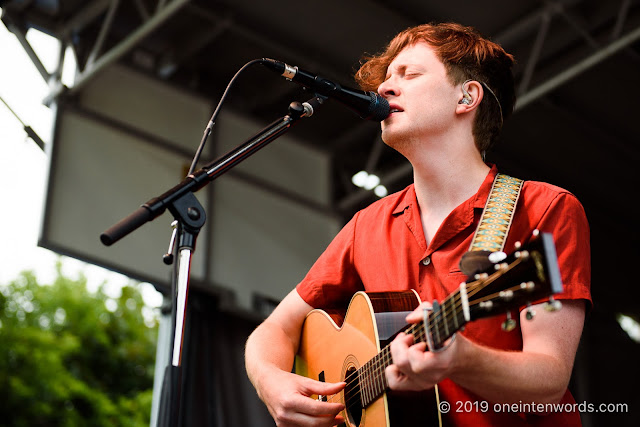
[293,233,563,427]
[295,291,439,427]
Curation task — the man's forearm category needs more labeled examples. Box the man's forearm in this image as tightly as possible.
[245,320,297,395]
[449,300,585,405]
[450,336,571,405]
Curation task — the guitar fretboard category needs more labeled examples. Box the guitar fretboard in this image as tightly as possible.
[352,288,468,408]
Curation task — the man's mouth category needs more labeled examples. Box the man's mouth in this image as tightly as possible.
[388,104,403,114]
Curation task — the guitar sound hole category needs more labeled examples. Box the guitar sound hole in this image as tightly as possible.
[344,366,363,426]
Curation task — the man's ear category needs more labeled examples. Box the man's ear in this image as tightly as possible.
[456,80,484,114]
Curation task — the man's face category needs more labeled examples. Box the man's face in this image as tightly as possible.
[377,42,459,152]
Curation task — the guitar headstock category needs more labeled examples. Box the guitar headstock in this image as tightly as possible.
[464,231,563,324]
[405,231,564,351]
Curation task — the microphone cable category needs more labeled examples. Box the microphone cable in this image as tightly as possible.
[187,58,265,176]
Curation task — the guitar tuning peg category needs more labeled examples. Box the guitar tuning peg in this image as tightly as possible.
[514,241,522,249]
[501,311,517,332]
[488,251,507,263]
[525,304,536,321]
[544,296,563,312]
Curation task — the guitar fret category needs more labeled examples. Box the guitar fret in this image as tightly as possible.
[433,302,442,347]
[374,355,382,397]
[451,293,460,330]
[413,324,424,344]
[364,364,371,405]
[382,348,390,389]
[360,367,365,406]
[442,299,450,337]
[364,363,370,406]
[370,362,375,402]
[357,350,392,408]
[373,357,379,399]
[423,293,467,351]
[370,359,375,402]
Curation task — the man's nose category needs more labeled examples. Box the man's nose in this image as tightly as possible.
[378,78,397,97]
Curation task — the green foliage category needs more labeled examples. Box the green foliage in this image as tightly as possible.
[0,265,159,426]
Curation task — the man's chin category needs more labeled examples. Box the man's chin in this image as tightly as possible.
[381,129,403,148]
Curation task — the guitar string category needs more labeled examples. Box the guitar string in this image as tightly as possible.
[324,280,488,408]
[327,290,466,409]
[319,288,479,409]
[322,271,500,408]
[326,281,530,412]
[321,258,530,410]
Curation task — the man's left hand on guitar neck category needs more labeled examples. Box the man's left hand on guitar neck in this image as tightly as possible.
[387,301,463,391]
[385,300,586,406]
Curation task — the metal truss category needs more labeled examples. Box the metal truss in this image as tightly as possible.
[1,0,639,216]
[1,0,191,105]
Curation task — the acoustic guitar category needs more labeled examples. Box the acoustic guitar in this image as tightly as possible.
[294,231,563,427]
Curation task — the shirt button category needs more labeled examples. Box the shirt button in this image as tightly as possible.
[422,256,431,266]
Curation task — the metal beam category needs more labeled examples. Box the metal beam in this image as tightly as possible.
[516,25,640,110]
[133,0,151,21]
[611,0,632,40]
[493,0,583,47]
[44,0,191,104]
[85,0,120,68]
[518,10,552,95]
[157,13,233,78]
[3,16,51,82]
[56,0,111,40]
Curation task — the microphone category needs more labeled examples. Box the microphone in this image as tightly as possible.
[261,58,390,122]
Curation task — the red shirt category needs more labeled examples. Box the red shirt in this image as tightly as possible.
[296,165,591,426]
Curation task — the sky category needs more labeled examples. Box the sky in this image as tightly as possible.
[0,13,162,311]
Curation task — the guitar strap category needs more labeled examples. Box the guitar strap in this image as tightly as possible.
[470,173,524,252]
[459,173,524,275]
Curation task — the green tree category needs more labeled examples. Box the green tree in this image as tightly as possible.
[0,263,158,426]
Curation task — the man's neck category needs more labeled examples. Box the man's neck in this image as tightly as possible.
[407,136,490,245]
[414,156,489,209]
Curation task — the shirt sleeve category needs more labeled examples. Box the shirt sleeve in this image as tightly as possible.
[296,212,364,310]
[534,190,592,309]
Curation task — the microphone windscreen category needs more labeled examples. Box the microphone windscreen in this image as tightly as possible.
[368,93,390,122]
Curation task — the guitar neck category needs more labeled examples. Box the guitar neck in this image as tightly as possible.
[357,289,468,407]
[342,233,562,410]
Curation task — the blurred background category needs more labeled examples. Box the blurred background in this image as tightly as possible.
[1,0,638,425]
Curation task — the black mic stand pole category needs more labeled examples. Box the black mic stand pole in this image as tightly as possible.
[100,97,323,427]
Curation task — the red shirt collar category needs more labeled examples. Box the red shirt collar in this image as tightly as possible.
[392,164,498,216]
[391,164,499,254]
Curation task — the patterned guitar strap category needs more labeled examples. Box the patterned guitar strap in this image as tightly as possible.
[459,173,525,276]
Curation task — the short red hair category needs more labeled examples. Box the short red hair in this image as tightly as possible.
[355,22,515,153]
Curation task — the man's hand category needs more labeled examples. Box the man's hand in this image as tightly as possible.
[385,302,462,391]
[259,368,345,427]
[246,290,346,426]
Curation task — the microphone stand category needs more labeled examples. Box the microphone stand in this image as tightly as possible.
[100,97,322,427]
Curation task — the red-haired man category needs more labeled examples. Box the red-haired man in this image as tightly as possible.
[245,22,590,427]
